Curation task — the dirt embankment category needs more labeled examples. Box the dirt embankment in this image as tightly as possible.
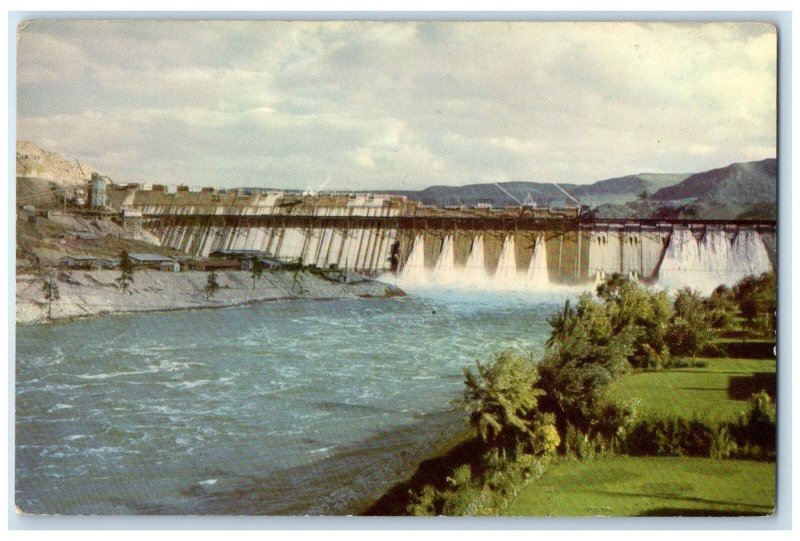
[16,270,404,324]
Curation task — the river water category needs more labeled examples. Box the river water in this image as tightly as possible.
[15,288,575,515]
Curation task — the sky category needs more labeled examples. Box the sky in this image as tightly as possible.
[16,20,777,191]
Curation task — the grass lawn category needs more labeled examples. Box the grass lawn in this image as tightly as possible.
[607,356,776,423]
[504,456,775,517]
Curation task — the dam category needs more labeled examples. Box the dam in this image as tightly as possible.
[102,183,776,292]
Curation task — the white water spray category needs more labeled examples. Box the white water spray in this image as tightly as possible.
[526,235,550,287]
[493,235,518,285]
[431,235,457,284]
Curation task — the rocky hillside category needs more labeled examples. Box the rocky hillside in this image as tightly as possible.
[16,140,97,186]
[382,173,688,208]
[593,159,777,220]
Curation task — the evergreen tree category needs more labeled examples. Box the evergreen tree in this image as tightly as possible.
[205,271,220,300]
[116,250,135,293]
[41,272,60,320]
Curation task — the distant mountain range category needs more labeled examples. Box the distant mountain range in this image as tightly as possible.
[380,159,777,220]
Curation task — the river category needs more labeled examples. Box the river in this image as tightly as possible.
[15,287,576,515]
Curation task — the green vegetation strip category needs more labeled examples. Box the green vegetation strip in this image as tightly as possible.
[504,456,775,517]
[607,357,776,423]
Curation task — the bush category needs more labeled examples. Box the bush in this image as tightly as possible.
[666,287,717,358]
[538,294,635,435]
[625,417,716,457]
[596,274,673,369]
[462,351,553,458]
[704,285,739,333]
[733,272,777,339]
[730,390,776,456]
[405,452,549,516]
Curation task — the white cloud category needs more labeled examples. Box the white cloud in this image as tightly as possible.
[16,21,777,190]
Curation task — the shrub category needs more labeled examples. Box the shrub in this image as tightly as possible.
[596,274,673,369]
[709,425,737,459]
[733,272,777,339]
[730,390,776,456]
[625,417,716,457]
[463,350,551,458]
[704,285,739,333]
[666,287,717,358]
[539,294,635,435]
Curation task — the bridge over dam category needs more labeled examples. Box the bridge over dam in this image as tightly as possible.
[108,186,776,290]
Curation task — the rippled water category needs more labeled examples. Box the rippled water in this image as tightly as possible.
[16,289,571,515]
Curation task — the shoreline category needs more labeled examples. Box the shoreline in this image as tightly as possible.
[15,269,405,325]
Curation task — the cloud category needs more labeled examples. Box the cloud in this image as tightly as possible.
[16,21,776,190]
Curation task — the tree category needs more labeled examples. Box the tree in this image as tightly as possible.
[704,285,738,333]
[638,189,650,201]
[205,271,220,301]
[666,287,716,357]
[733,272,776,338]
[250,256,264,289]
[116,250,135,293]
[538,294,635,435]
[41,272,60,320]
[462,350,555,457]
[596,274,672,368]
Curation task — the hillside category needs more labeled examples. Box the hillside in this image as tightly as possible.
[16,140,97,186]
[381,173,688,208]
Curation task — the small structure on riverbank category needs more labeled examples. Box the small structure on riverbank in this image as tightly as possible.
[60,255,99,269]
[240,256,283,271]
[129,253,178,270]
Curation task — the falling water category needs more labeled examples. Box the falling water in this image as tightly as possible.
[431,235,457,284]
[659,228,772,293]
[493,235,518,285]
[526,235,550,287]
[398,234,427,285]
[463,235,488,285]
[731,229,773,277]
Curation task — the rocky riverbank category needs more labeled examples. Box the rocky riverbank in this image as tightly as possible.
[16,269,403,324]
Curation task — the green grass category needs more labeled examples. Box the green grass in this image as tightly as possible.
[504,456,775,517]
[607,356,776,423]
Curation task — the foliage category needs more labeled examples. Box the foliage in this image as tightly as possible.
[116,250,135,294]
[406,452,548,516]
[733,272,776,338]
[596,274,672,368]
[538,294,635,434]
[704,285,739,333]
[730,390,775,455]
[666,287,718,358]
[463,351,555,458]
[625,416,717,457]
[204,271,220,300]
[41,272,60,320]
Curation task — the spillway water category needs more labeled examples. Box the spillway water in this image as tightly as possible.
[431,235,457,285]
[397,234,426,286]
[526,235,550,287]
[658,229,772,293]
[493,235,518,285]
[464,235,488,285]
[16,294,563,515]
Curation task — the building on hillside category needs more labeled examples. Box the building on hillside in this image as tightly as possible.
[209,249,264,260]
[129,253,177,269]
[60,255,99,269]
[159,260,181,272]
[240,257,283,271]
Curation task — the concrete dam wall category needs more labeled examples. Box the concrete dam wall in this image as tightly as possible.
[111,186,776,291]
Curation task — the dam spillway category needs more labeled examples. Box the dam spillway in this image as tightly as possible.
[106,185,776,291]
